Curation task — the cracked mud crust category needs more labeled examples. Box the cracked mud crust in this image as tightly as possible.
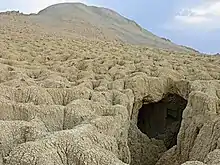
[0,12,220,165]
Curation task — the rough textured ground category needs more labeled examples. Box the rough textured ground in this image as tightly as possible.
[0,4,220,165]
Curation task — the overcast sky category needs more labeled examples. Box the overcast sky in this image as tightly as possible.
[1,0,220,54]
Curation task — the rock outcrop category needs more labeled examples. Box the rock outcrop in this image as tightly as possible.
[0,4,220,165]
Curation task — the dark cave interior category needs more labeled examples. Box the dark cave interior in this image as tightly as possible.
[137,93,187,149]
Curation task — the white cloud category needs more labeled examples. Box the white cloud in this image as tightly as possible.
[190,1,220,16]
[175,15,210,24]
[0,0,90,14]
[169,0,220,30]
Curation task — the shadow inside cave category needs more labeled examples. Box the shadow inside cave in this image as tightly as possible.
[137,93,187,149]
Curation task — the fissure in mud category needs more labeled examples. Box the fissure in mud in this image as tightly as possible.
[137,93,187,149]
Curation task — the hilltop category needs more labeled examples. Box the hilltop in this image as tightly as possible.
[2,3,198,52]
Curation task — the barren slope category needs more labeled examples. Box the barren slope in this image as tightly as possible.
[0,8,220,165]
[30,3,197,52]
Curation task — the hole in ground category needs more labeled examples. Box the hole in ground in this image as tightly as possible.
[137,93,187,149]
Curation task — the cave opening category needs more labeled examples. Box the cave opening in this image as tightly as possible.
[137,93,187,149]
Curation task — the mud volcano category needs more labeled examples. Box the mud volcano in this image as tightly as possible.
[1,4,220,165]
[137,93,187,149]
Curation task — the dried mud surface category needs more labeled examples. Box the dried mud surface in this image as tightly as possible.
[0,13,220,165]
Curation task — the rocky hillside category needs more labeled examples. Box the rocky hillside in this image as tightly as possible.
[26,3,197,52]
[0,3,220,165]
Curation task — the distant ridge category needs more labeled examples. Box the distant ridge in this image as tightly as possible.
[1,3,199,53]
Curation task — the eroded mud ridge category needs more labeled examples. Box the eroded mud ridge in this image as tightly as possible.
[1,14,220,165]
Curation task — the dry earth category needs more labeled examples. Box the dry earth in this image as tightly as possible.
[0,5,220,165]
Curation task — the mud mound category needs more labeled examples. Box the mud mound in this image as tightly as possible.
[0,6,220,165]
[35,3,197,52]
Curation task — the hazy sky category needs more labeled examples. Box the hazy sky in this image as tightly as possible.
[1,0,220,54]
